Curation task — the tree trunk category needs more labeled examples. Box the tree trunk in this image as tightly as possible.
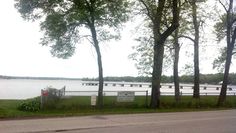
[150,0,179,108]
[192,0,200,98]
[150,37,165,108]
[217,46,233,106]
[218,0,235,105]
[173,29,180,102]
[90,24,104,108]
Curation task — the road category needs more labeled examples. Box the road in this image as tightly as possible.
[0,110,236,133]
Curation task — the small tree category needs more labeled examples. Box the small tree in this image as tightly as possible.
[15,0,130,108]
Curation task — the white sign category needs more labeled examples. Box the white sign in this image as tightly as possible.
[117,91,135,102]
[91,95,97,106]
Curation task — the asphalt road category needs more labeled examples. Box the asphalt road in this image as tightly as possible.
[0,110,236,133]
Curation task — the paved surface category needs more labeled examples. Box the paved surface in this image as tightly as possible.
[0,110,236,133]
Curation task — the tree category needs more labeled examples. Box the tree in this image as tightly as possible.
[190,0,200,98]
[137,0,180,108]
[172,1,190,102]
[179,0,207,98]
[130,1,193,103]
[178,0,209,98]
[179,0,200,98]
[216,0,236,106]
[15,0,129,108]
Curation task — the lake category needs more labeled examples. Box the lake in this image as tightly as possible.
[0,79,236,99]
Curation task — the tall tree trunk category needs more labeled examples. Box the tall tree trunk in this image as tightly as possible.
[218,0,235,105]
[90,24,104,108]
[173,29,180,102]
[149,0,179,108]
[192,0,200,98]
[151,37,165,108]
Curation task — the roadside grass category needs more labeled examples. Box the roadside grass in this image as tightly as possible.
[0,96,236,119]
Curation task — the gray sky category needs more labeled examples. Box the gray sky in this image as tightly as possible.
[0,1,235,78]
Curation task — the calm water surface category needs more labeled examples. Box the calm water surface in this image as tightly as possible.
[0,79,84,99]
[0,79,235,99]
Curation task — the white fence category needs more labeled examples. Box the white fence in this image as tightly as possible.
[76,81,236,96]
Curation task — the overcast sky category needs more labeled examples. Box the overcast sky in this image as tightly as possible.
[0,1,235,78]
[0,1,141,78]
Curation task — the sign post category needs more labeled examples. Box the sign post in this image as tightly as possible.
[91,95,97,106]
[117,91,135,102]
[41,89,49,109]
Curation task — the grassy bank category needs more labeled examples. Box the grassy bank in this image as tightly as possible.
[0,96,236,119]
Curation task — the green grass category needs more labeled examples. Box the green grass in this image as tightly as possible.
[0,100,36,118]
[0,96,236,119]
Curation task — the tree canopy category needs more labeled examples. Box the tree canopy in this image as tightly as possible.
[213,13,236,72]
[15,0,129,58]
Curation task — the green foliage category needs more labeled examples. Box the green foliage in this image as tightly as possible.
[229,73,236,84]
[15,0,130,59]
[212,46,236,74]
[214,14,227,42]
[128,29,174,76]
[18,98,40,112]
[129,35,154,76]
[129,0,205,76]
[179,75,194,83]
[213,12,236,72]
[161,75,173,83]
[199,73,223,84]
[181,64,194,75]
[213,47,227,72]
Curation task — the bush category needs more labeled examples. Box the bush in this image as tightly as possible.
[18,98,40,112]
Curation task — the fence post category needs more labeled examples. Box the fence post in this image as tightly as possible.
[40,89,43,109]
[145,90,148,108]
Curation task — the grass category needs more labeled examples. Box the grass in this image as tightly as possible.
[0,96,236,119]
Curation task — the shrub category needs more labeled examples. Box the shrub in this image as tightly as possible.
[18,98,40,112]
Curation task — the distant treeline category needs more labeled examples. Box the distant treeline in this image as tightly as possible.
[1,73,236,85]
[82,73,236,85]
